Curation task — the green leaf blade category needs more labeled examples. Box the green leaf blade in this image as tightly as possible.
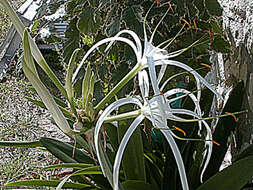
[197,156,253,190]
[5,179,91,189]
[0,141,42,148]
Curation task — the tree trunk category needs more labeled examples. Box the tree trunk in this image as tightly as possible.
[217,0,253,160]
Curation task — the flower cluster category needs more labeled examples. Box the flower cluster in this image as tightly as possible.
[77,21,222,190]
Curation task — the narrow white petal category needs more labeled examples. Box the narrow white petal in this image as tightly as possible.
[157,64,167,85]
[105,29,142,60]
[156,121,189,190]
[94,98,142,175]
[138,70,149,100]
[154,59,222,99]
[113,115,145,190]
[147,56,160,96]
[73,37,139,82]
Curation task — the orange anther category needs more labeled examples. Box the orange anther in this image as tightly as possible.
[210,140,221,146]
[193,19,197,32]
[201,63,212,69]
[225,112,238,122]
[182,19,191,29]
[204,29,214,39]
[168,1,174,13]
[155,0,159,7]
[173,125,186,137]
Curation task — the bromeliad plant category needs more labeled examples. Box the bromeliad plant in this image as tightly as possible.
[1,0,252,190]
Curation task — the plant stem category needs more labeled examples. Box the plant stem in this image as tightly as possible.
[104,110,141,123]
[95,63,142,111]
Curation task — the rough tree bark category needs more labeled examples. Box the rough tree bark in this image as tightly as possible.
[218,0,253,159]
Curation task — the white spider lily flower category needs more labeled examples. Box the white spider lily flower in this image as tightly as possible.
[94,95,190,190]
[94,59,217,190]
[69,9,222,190]
[91,27,222,190]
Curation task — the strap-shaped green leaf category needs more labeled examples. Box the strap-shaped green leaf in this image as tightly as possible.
[0,141,42,148]
[43,163,94,170]
[82,63,91,109]
[56,166,101,190]
[40,137,93,164]
[196,156,253,190]
[23,28,38,77]
[25,96,74,120]
[65,49,80,117]
[22,59,72,134]
[5,179,91,189]
[72,166,102,175]
[233,144,253,162]
[22,29,72,134]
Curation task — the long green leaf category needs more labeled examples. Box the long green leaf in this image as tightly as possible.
[71,166,102,176]
[0,141,42,148]
[117,105,146,182]
[40,137,93,164]
[22,30,72,134]
[233,144,253,162]
[196,156,253,190]
[65,49,79,117]
[23,27,38,77]
[56,174,73,190]
[43,163,94,170]
[82,63,91,109]
[5,179,91,189]
[56,166,101,190]
[25,88,68,108]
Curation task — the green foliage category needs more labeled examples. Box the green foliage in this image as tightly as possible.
[205,0,222,16]
[40,137,93,164]
[5,179,91,189]
[211,35,231,53]
[196,156,253,190]
[0,140,42,148]
[3,0,251,190]
[55,0,227,98]
[118,105,146,182]
[77,7,101,35]
[122,180,154,190]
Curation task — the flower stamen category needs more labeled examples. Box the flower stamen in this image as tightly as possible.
[172,125,186,136]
